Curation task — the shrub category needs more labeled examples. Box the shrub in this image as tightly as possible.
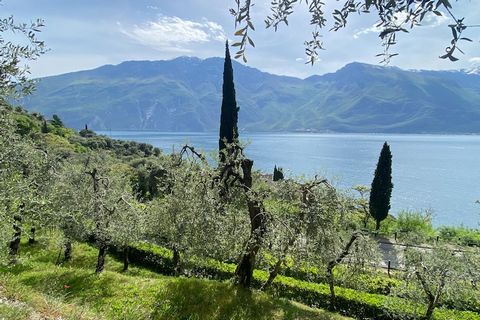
[438,226,480,247]
[394,210,435,243]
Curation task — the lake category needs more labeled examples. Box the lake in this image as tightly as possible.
[99,131,480,228]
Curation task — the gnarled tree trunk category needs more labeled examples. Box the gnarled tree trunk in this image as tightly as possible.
[64,241,72,262]
[173,247,181,276]
[262,258,283,290]
[415,269,447,320]
[28,227,36,244]
[122,246,129,272]
[95,242,108,274]
[9,215,23,258]
[262,235,297,290]
[326,232,361,309]
[235,159,267,288]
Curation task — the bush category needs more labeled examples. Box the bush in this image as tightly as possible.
[394,210,435,243]
[13,114,39,136]
[438,226,480,247]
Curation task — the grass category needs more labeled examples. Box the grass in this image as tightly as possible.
[0,240,350,320]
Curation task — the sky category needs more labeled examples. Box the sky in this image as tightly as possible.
[3,0,480,79]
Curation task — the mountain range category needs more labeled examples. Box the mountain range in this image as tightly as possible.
[22,57,480,133]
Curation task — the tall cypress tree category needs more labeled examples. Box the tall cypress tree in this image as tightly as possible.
[369,142,393,231]
[218,41,239,160]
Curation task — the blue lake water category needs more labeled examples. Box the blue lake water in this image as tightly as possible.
[99,131,480,228]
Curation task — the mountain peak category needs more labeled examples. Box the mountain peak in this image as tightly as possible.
[171,56,203,63]
[25,57,480,134]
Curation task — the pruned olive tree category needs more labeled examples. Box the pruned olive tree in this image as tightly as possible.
[302,184,381,309]
[0,108,53,262]
[83,153,140,274]
[51,152,139,273]
[147,146,249,276]
[389,245,476,320]
[107,176,146,272]
[230,0,476,64]
[352,185,371,228]
[215,141,270,287]
[260,175,336,290]
[50,158,94,263]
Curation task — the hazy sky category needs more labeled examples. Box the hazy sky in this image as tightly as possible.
[4,0,480,78]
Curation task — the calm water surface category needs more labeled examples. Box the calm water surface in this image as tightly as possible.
[99,131,480,228]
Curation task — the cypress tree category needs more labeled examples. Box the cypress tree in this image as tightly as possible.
[369,142,393,231]
[273,165,284,181]
[218,41,239,161]
[51,114,64,127]
[41,120,48,133]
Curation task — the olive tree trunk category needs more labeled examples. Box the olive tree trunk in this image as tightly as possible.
[415,269,447,320]
[173,247,181,276]
[326,232,361,309]
[122,246,129,272]
[9,216,23,258]
[235,159,267,288]
[64,241,72,261]
[28,227,36,244]
[95,242,108,274]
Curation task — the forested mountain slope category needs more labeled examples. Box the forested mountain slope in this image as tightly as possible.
[23,58,480,133]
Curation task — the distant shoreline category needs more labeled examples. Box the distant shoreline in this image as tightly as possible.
[96,130,480,136]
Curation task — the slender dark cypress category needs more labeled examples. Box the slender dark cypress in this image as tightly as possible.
[369,142,393,231]
[41,120,48,133]
[218,41,239,160]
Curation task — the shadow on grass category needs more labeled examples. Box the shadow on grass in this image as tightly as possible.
[152,277,344,320]
[18,269,117,308]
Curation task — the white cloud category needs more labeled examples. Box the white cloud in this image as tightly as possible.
[353,11,449,39]
[469,57,480,64]
[353,24,382,39]
[295,57,304,62]
[120,16,226,52]
[421,12,450,27]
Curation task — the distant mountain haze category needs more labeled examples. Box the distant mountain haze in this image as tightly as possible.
[22,57,480,133]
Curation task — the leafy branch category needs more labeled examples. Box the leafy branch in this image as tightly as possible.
[230,0,476,65]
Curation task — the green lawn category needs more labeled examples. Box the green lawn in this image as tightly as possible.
[0,240,350,320]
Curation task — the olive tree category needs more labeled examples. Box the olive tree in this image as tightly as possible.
[390,245,477,320]
[302,185,381,309]
[260,176,336,290]
[0,108,53,262]
[352,185,371,228]
[50,159,94,263]
[107,181,146,272]
[147,146,249,275]
[83,153,141,273]
[51,152,139,273]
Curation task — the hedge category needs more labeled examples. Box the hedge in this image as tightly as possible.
[109,242,480,320]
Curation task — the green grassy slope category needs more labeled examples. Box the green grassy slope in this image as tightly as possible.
[0,239,350,320]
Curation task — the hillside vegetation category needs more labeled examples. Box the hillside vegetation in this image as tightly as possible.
[1,106,479,320]
[22,58,480,133]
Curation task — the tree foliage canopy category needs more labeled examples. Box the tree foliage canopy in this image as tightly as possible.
[230,0,475,64]
[0,2,46,102]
